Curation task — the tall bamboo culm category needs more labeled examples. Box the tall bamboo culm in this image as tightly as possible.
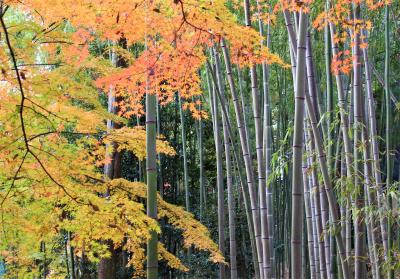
[290,9,308,279]
[209,56,226,279]
[146,78,158,279]
[352,5,366,278]
[218,57,238,278]
[219,41,260,278]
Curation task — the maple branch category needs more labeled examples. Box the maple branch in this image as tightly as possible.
[25,97,69,122]
[0,150,28,207]
[21,105,57,130]
[28,150,82,202]
[1,5,9,17]
[32,21,64,43]
[17,63,63,67]
[177,0,214,36]
[28,144,61,161]
[39,40,73,45]
[0,8,29,151]
[0,13,88,208]
[84,175,105,184]
[28,131,99,142]
[28,132,61,144]
[0,136,23,153]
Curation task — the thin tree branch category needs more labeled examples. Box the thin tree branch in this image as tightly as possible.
[0,151,28,207]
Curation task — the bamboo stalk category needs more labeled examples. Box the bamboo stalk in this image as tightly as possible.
[256,5,273,277]
[222,83,238,279]
[362,31,388,261]
[198,113,205,221]
[384,4,394,278]
[220,39,263,278]
[307,123,328,279]
[214,47,239,278]
[210,57,226,279]
[290,9,308,279]
[303,121,316,279]
[303,51,350,279]
[352,5,366,277]
[146,74,158,279]
[178,97,190,212]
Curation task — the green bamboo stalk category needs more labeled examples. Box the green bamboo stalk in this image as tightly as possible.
[264,24,275,278]
[146,72,158,279]
[218,44,261,278]
[219,69,238,279]
[324,7,336,277]
[352,5,366,278]
[156,96,164,198]
[68,232,76,279]
[208,57,259,278]
[256,5,273,277]
[356,33,380,279]
[302,124,316,279]
[214,47,238,278]
[362,31,388,261]
[305,32,332,279]
[385,3,394,278]
[210,58,226,279]
[243,1,264,276]
[178,97,190,212]
[328,22,353,187]
[303,53,350,279]
[325,0,333,177]
[198,112,204,221]
[306,123,328,279]
[307,136,321,278]
[236,66,251,159]
[290,9,308,279]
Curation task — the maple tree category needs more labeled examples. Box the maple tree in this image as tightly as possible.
[0,1,231,277]
[1,0,400,278]
[0,0,281,277]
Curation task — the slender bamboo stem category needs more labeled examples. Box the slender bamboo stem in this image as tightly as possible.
[307,123,328,279]
[290,9,308,279]
[198,114,204,221]
[216,46,261,278]
[146,78,158,279]
[362,31,388,261]
[221,77,238,279]
[303,123,316,279]
[178,97,190,212]
[210,57,226,279]
[352,5,367,278]
[384,4,394,278]
[256,5,272,277]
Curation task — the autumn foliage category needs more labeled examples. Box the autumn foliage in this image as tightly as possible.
[1,0,391,277]
[0,0,284,277]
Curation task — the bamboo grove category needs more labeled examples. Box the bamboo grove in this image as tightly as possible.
[0,0,399,278]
